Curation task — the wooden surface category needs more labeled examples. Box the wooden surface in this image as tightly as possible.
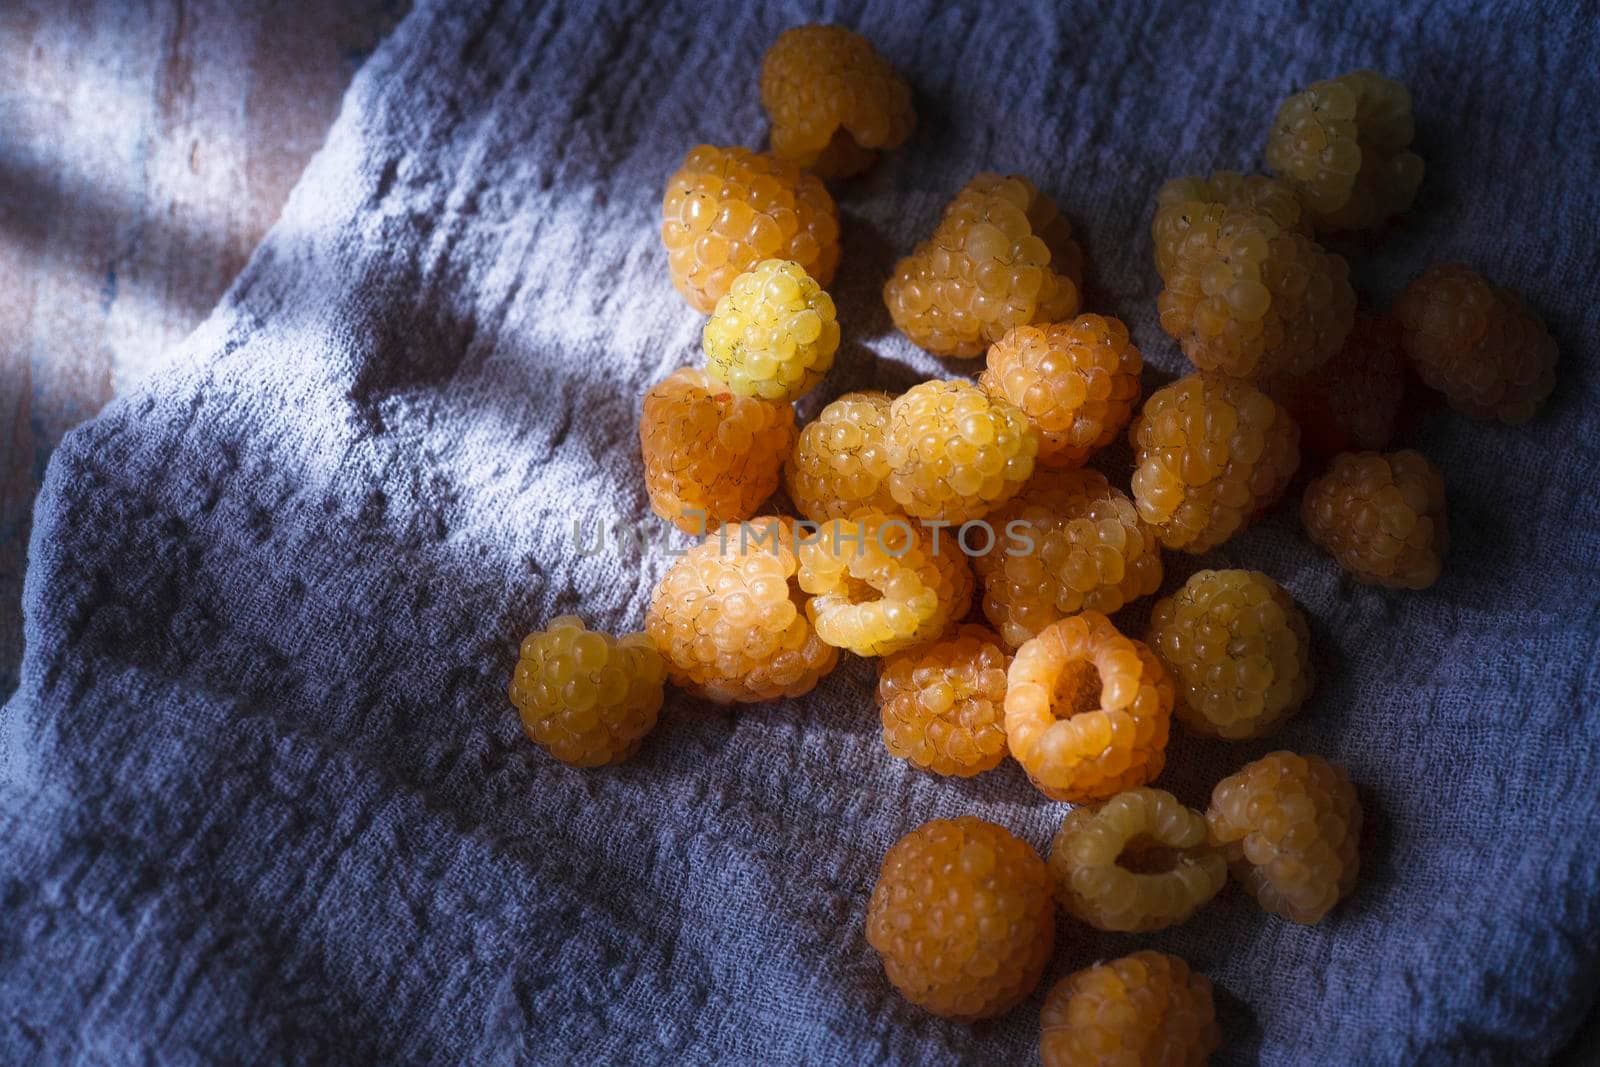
[0,0,406,692]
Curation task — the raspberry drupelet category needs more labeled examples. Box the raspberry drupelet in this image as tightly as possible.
[661,145,840,313]
[797,512,973,657]
[884,173,1084,357]
[884,379,1039,523]
[978,316,1143,469]
[975,468,1163,650]
[1048,788,1226,933]
[1130,373,1301,553]
[784,391,899,521]
[646,517,838,703]
[1147,569,1314,740]
[639,367,796,533]
[1268,311,1405,458]
[703,259,840,402]
[876,624,1010,775]
[1156,204,1355,381]
[866,817,1055,1020]
[1040,951,1221,1067]
[1265,69,1424,231]
[1152,170,1309,280]
[759,24,915,179]
[1207,751,1363,924]
[1005,611,1174,804]
[1301,450,1448,589]
[508,617,667,767]
[1393,264,1558,423]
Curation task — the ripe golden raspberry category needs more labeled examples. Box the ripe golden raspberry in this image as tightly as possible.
[977,316,1143,469]
[759,24,915,179]
[784,391,898,521]
[797,512,973,657]
[1005,611,1174,803]
[866,817,1055,1020]
[1040,951,1221,1067]
[1130,374,1301,553]
[884,173,1083,357]
[646,517,838,703]
[1156,205,1355,380]
[1266,69,1424,231]
[1047,788,1226,933]
[876,624,1010,776]
[1152,170,1309,280]
[885,379,1038,523]
[1393,264,1558,423]
[1301,450,1448,589]
[1267,311,1405,458]
[1207,751,1362,924]
[661,145,840,313]
[975,468,1163,650]
[702,259,840,402]
[639,368,796,533]
[508,617,666,767]
[1147,570,1313,740]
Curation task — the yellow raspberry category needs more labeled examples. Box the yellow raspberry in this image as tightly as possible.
[1266,69,1425,231]
[639,368,796,533]
[1147,569,1314,740]
[1130,373,1301,553]
[646,517,838,703]
[785,391,899,521]
[661,145,840,313]
[1005,611,1174,803]
[1047,788,1226,932]
[978,316,1143,468]
[1267,311,1406,457]
[797,512,973,657]
[1152,170,1309,279]
[975,468,1163,649]
[508,617,666,767]
[885,379,1038,523]
[1393,263,1558,423]
[876,624,1010,776]
[703,259,840,401]
[884,173,1083,357]
[759,24,915,179]
[1040,951,1221,1067]
[1156,205,1355,380]
[1207,751,1363,924]
[866,817,1055,1020]
[1301,450,1448,589]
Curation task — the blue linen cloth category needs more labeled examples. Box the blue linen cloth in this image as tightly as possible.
[3,1,1598,1062]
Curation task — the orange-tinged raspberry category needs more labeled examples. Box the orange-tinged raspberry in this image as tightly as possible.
[1301,449,1448,589]
[639,368,796,533]
[866,817,1055,1020]
[661,145,840,313]
[1268,311,1405,457]
[884,174,1083,357]
[1005,611,1174,803]
[876,624,1010,775]
[646,517,838,703]
[1266,69,1424,231]
[885,379,1038,523]
[797,513,973,656]
[1152,170,1309,280]
[703,259,840,401]
[978,316,1143,469]
[760,24,915,179]
[1207,751,1362,924]
[1147,569,1313,740]
[1040,951,1221,1067]
[1393,263,1558,423]
[1156,205,1355,380]
[508,616,666,767]
[785,391,899,521]
[1048,788,1226,932]
[1130,373,1301,553]
[976,469,1163,649]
